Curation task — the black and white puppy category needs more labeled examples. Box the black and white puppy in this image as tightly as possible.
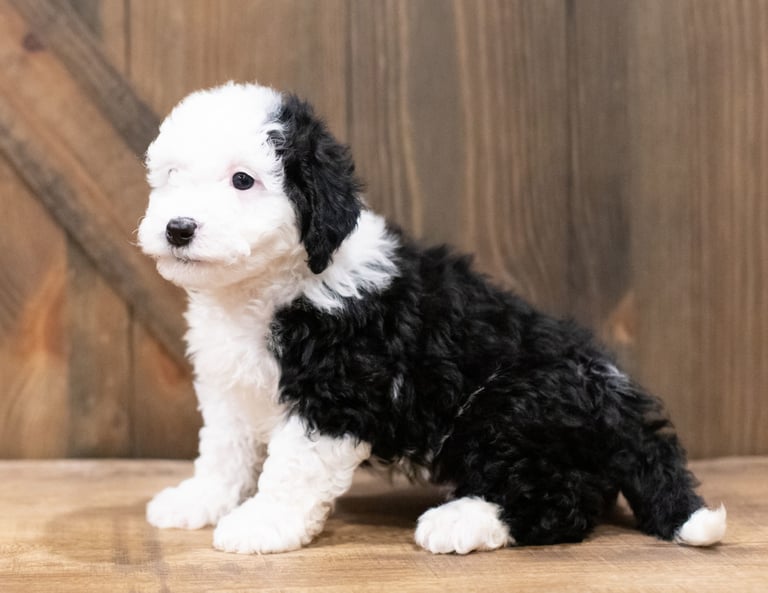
[138,82,725,554]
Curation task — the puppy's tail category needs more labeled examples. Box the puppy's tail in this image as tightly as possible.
[599,367,726,546]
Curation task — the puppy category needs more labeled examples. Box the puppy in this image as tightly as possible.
[138,82,725,554]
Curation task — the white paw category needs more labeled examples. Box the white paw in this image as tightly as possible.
[213,497,318,554]
[675,505,727,547]
[415,497,514,554]
[146,478,239,530]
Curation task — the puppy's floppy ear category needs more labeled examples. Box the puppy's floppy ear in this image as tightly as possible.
[271,94,363,274]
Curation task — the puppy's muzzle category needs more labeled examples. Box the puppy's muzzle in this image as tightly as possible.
[166,217,198,247]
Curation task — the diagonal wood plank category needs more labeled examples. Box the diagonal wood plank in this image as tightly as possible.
[65,240,133,458]
[8,0,159,156]
[64,0,198,458]
[0,0,187,368]
[0,101,186,368]
[0,157,71,458]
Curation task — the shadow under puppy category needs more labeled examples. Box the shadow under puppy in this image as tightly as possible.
[137,82,726,554]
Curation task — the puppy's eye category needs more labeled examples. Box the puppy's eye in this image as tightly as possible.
[232,172,255,190]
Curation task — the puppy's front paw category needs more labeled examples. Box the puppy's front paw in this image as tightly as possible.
[213,498,319,554]
[147,478,238,530]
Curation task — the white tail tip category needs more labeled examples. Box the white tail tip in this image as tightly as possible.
[675,504,727,546]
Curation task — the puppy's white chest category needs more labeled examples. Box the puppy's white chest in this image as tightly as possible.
[185,297,284,429]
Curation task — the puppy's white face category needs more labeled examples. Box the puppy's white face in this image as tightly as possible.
[138,83,302,290]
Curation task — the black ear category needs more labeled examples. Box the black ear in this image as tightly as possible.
[271,94,363,274]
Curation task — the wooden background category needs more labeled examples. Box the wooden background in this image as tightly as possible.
[0,0,765,459]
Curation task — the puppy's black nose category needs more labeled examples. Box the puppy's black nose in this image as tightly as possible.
[166,217,198,247]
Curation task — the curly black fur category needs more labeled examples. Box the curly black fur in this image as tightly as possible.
[272,95,362,274]
[269,94,705,546]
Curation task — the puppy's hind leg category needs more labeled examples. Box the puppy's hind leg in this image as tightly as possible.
[414,470,606,553]
[415,497,514,554]
[616,424,727,546]
[608,379,726,546]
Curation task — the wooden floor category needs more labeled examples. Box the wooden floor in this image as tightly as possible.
[0,458,765,592]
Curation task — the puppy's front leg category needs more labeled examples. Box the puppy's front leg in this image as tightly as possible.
[213,415,371,554]
[147,390,269,530]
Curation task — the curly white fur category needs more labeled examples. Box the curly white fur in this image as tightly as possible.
[139,82,390,553]
[675,505,727,547]
[415,497,514,554]
[214,416,371,553]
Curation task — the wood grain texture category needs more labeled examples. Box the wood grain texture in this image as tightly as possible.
[625,0,768,457]
[0,159,70,458]
[0,0,187,367]
[0,458,765,592]
[350,0,461,240]
[8,0,159,156]
[452,0,570,315]
[131,323,199,459]
[0,0,767,459]
[64,0,198,459]
[127,0,350,137]
[0,0,193,458]
[566,0,632,346]
[55,0,133,458]
[687,0,768,456]
[351,0,570,315]
[65,0,129,78]
[65,242,132,457]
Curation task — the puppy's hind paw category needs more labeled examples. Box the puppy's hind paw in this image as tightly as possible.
[415,497,514,555]
[675,505,727,547]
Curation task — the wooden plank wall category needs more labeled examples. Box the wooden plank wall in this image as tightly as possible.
[0,0,765,459]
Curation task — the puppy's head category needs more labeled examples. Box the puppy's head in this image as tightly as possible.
[137,82,362,290]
